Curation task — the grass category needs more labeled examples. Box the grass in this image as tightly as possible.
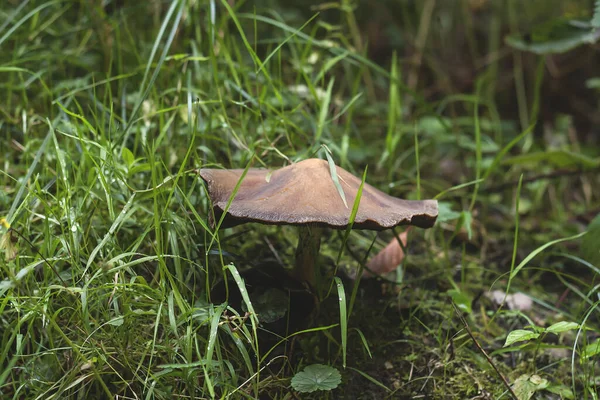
[1,0,600,398]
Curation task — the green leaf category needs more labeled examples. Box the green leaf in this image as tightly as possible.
[436,202,462,223]
[107,316,124,326]
[121,147,134,168]
[448,289,472,314]
[504,330,540,347]
[291,364,341,393]
[456,211,473,240]
[417,116,448,136]
[506,18,600,55]
[513,374,549,400]
[581,213,600,267]
[582,339,600,359]
[546,384,575,399]
[545,321,580,334]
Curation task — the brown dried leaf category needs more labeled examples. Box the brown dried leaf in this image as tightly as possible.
[362,230,409,278]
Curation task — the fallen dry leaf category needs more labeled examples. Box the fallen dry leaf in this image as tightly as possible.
[361,230,409,278]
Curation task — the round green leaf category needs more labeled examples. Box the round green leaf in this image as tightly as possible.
[291,364,341,393]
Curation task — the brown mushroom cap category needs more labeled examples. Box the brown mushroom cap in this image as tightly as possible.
[200,158,438,230]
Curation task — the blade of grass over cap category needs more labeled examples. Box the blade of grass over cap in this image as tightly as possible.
[336,165,367,267]
[331,165,367,310]
[207,158,254,238]
[324,148,348,208]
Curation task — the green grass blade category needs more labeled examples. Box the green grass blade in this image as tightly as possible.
[0,0,59,47]
[482,123,535,180]
[468,79,483,212]
[316,78,335,142]
[337,165,367,266]
[204,303,227,397]
[434,179,484,200]
[346,367,391,393]
[324,149,348,208]
[84,193,137,276]
[414,127,421,200]
[6,120,52,223]
[351,328,372,358]
[510,231,588,280]
[121,0,185,144]
[258,13,319,77]
[380,51,399,170]
[335,277,348,368]
[225,263,260,396]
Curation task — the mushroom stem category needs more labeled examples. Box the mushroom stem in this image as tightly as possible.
[292,226,323,287]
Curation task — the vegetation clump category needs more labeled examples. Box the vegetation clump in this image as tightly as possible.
[1,1,600,398]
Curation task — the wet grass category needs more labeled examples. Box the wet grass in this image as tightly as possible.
[1,0,600,399]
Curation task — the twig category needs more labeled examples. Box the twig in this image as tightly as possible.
[452,302,517,400]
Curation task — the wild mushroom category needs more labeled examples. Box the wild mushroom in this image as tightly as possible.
[199,158,438,286]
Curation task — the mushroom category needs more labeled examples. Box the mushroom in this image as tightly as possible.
[199,158,438,286]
